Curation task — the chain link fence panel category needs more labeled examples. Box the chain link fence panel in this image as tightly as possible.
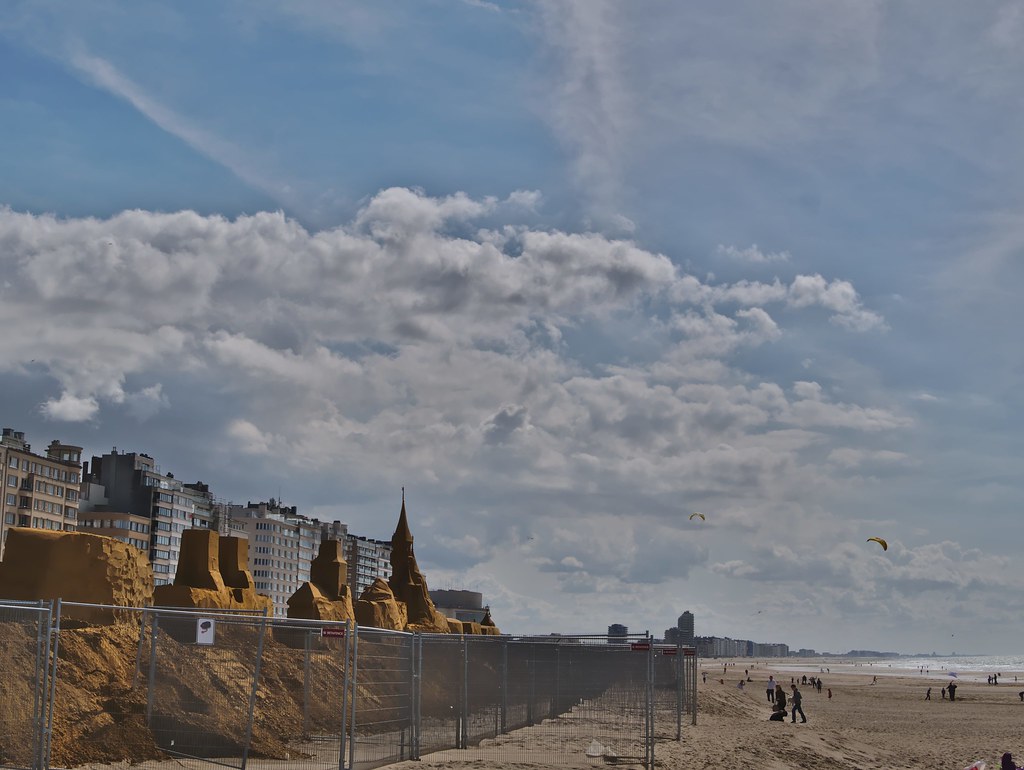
[0,602,52,770]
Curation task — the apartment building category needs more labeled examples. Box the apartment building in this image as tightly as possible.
[228,501,320,618]
[0,428,83,555]
[80,449,206,584]
[343,534,392,597]
[77,511,151,553]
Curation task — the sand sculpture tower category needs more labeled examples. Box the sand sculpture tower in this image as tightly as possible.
[287,539,355,621]
[386,489,450,632]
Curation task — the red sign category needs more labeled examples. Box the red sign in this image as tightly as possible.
[321,627,347,638]
[683,649,696,656]
[631,642,651,651]
[662,648,678,656]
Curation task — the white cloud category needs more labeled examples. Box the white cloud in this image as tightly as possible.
[716,244,791,264]
[0,189,913,639]
[40,393,99,422]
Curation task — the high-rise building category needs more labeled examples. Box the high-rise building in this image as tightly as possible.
[0,428,83,556]
[608,623,629,641]
[319,519,392,599]
[228,500,320,618]
[678,611,695,646]
[344,534,392,597]
[80,449,206,584]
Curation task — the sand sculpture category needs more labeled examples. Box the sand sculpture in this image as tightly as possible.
[0,528,153,623]
[350,492,501,635]
[153,529,272,614]
[385,492,455,633]
[287,539,355,621]
[354,577,408,629]
[480,608,500,635]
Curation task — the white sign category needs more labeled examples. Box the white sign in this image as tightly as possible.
[196,618,216,645]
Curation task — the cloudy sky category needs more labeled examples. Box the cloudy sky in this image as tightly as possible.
[2,1,1023,654]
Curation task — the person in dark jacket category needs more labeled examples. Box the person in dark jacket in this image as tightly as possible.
[790,684,807,723]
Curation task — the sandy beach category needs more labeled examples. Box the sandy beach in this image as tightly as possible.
[386,659,1024,770]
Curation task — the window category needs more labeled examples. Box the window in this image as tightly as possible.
[5,493,14,506]
[3,513,13,524]
[6,475,16,488]
[7,456,17,469]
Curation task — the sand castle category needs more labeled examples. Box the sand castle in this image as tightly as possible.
[286,539,355,622]
[0,528,152,623]
[153,529,272,614]
[0,491,499,635]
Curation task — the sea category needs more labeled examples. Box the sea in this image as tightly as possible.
[767,655,1024,683]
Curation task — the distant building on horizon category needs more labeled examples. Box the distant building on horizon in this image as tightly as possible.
[430,589,488,624]
[678,611,695,646]
[608,623,628,642]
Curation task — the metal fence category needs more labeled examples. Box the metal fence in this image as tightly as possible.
[7,601,697,770]
[0,601,53,770]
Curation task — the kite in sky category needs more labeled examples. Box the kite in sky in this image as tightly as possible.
[689,512,705,521]
[866,537,888,551]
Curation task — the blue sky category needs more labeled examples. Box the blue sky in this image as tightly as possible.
[2,1,1023,653]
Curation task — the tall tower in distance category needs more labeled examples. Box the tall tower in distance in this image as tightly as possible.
[678,611,695,646]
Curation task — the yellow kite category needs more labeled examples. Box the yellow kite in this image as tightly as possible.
[866,537,888,551]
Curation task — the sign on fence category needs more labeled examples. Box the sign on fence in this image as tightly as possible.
[631,641,651,651]
[196,618,215,645]
[321,626,346,638]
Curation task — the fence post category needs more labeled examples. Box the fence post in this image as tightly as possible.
[408,632,418,760]
[499,638,508,734]
[691,651,697,725]
[31,601,48,770]
[347,623,360,770]
[43,598,62,770]
[132,606,148,689]
[145,611,159,726]
[526,646,535,727]
[239,609,268,770]
[553,644,560,719]
[338,621,350,770]
[460,635,468,749]
[675,642,682,741]
[646,635,651,770]
[303,628,312,737]
[414,633,422,760]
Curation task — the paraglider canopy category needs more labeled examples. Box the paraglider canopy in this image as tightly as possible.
[866,537,888,551]
[689,512,705,521]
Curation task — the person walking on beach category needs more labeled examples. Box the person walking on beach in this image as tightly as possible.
[790,684,807,723]
[925,687,931,700]
[767,675,776,703]
[941,687,946,700]
[702,671,707,684]
[827,688,832,699]
[775,684,787,712]
[948,681,958,701]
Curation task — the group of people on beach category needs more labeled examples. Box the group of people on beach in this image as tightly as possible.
[764,675,812,723]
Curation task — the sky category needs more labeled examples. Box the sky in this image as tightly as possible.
[1,1,1023,655]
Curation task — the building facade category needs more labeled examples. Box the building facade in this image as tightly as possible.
[80,449,205,584]
[342,533,392,597]
[0,428,83,555]
[77,511,151,553]
[429,589,487,624]
[228,501,320,618]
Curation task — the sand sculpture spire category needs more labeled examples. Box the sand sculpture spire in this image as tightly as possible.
[384,489,449,632]
[390,486,418,588]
